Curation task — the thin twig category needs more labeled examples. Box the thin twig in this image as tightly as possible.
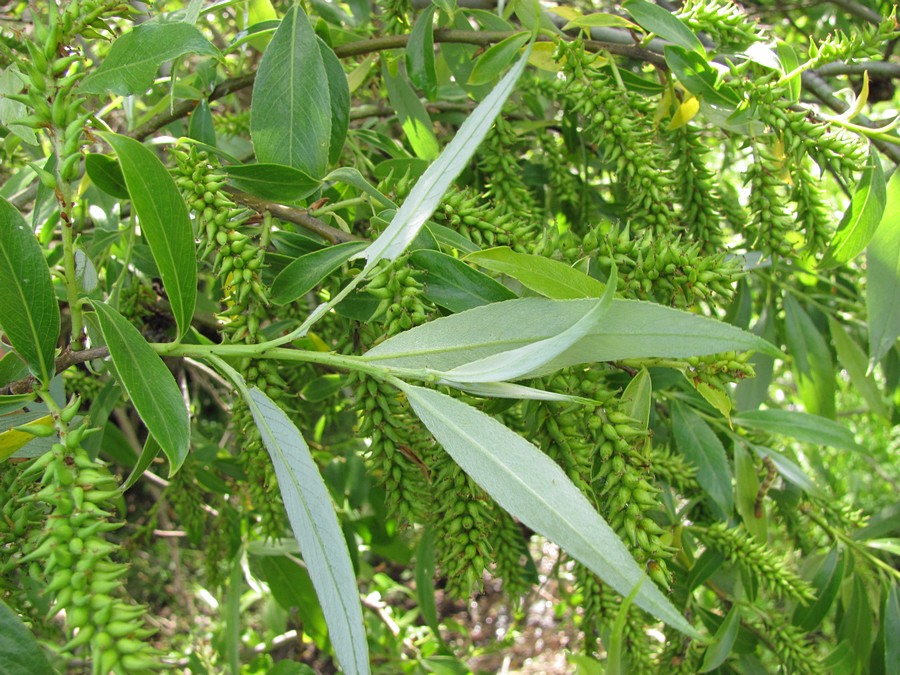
[130,30,664,141]
[225,188,366,244]
[0,346,109,395]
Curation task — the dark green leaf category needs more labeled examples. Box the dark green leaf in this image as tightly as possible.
[792,546,844,631]
[251,6,331,177]
[0,598,53,675]
[776,40,801,101]
[0,393,34,416]
[748,444,819,494]
[84,154,129,199]
[415,529,441,637]
[364,298,780,372]
[671,401,733,519]
[0,197,60,384]
[466,247,606,299]
[828,317,889,419]
[700,604,741,672]
[734,442,766,540]
[406,6,437,97]
[272,241,368,305]
[80,22,218,95]
[411,249,515,312]
[784,294,835,418]
[665,46,740,108]
[469,32,531,86]
[91,302,190,475]
[886,581,900,674]
[99,132,197,341]
[734,410,866,454]
[0,351,28,389]
[318,38,350,166]
[245,387,369,674]
[223,163,320,202]
[121,435,162,491]
[822,151,886,267]
[624,0,704,53]
[867,166,900,365]
[188,98,216,147]
[838,575,872,669]
[383,58,440,161]
[401,383,698,636]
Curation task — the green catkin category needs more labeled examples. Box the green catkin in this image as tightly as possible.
[746,141,795,256]
[477,116,538,219]
[757,620,822,674]
[656,629,702,673]
[668,124,725,253]
[556,41,675,233]
[537,131,583,222]
[172,145,287,539]
[647,444,699,493]
[490,512,534,600]
[426,448,495,597]
[694,523,816,602]
[678,0,766,49]
[792,163,833,254]
[15,441,161,672]
[593,226,741,310]
[353,374,432,525]
[436,187,537,253]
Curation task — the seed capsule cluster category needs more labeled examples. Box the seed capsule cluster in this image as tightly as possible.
[592,405,674,590]
[556,42,675,232]
[591,226,741,310]
[355,375,432,525]
[668,125,726,253]
[694,522,816,602]
[365,258,431,337]
[435,188,536,253]
[678,0,766,49]
[172,144,287,537]
[427,448,495,597]
[746,142,796,256]
[13,437,161,672]
[477,116,538,218]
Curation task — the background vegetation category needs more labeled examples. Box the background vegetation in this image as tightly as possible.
[1,0,899,672]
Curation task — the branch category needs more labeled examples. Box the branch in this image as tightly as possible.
[225,188,366,244]
[814,61,900,78]
[827,0,884,25]
[130,30,664,140]
[0,346,110,395]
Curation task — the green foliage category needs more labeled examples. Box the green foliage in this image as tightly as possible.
[1,0,900,673]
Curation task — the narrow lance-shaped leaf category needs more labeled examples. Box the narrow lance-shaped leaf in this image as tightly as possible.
[91,302,190,474]
[382,58,440,161]
[867,167,900,366]
[399,382,698,637]
[411,249,516,313]
[439,261,616,383]
[79,22,219,95]
[272,241,369,305]
[0,197,60,384]
[671,400,733,519]
[245,387,369,674]
[624,0,704,53]
[466,246,606,299]
[0,598,54,675]
[734,409,867,454]
[358,45,533,270]
[99,132,197,341]
[250,5,331,177]
[822,150,886,268]
[406,5,437,97]
[828,316,889,419]
[363,297,780,372]
[783,293,835,419]
[468,32,531,86]
[319,38,350,166]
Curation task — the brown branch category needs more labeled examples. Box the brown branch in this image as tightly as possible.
[225,188,366,244]
[130,30,664,141]
[0,346,110,395]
